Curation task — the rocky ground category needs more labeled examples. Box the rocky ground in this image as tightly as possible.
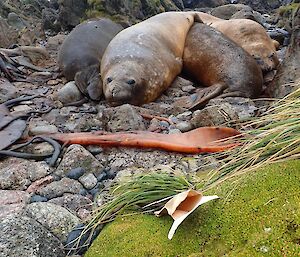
[0,1,299,257]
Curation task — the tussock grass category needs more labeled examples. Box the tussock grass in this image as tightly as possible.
[202,86,300,191]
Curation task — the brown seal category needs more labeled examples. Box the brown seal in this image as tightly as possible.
[177,23,263,110]
[58,18,123,100]
[197,12,279,72]
[100,11,202,106]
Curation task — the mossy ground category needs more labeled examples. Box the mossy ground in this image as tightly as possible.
[85,160,300,257]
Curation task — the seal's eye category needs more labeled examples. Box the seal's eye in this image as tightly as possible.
[268,53,275,58]
[127,79,135,85]
[107,77,113,83]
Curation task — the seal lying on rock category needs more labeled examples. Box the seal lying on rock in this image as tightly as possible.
[100,11,202,106]
[58,19,123,100]
[197,12,279,72]
[177,23,263,110]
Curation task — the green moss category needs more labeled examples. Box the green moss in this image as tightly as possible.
[85,160,300,257]
[278,3,300,15]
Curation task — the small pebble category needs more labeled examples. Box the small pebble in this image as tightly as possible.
[30,195,48,203]
[105,169,117,180]
[260,246,269,253]
[175,121,193,132]
[79,173,98,190]
[89,182,104,198]
[159,121,169,129]
[96,173,107,182]
[66,167,85,180]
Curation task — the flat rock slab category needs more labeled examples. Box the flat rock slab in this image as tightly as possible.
[0,214,65,257]
[25,202,81,243]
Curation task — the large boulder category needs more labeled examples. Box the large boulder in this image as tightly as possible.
[0,214,65,257]
[0,17,18,48]
[268,6,300,97]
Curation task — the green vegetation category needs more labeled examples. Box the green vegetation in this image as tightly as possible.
[83,86,300,256]
[85,160,300,257]
[278,3,300,15]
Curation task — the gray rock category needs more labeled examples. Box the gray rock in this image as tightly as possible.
[79,173,98,190]
[37,178,83,199]
[191,97,257,128]
[102,104,146,132]
[56,81,84,105]
[0,17,18,48]
[0,190,30,219]
[0,78,18,104]
[29,124,59,135]
[176,111,193,121]
[175,121,193,132]
[211,4,252,19]
[25,202,81,243]
[0,158,52,190]
[0,214,65,257]
[55,144,104,177]
[7,12,27,30]
[48,193,93,214]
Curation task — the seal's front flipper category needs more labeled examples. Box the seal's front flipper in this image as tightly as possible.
[174,83,227,110]
[75,64,103,101]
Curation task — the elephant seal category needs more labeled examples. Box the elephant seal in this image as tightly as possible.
[197,12,279,72]
[177,23,263,110]
[100,11,202,106]
[58,19,123,100]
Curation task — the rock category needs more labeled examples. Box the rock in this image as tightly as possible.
[25,202,81,242]
[0,214,65,257]
[66,167,85,180]
[79,173,98,190]
[183,0,229,9]
[231,9,266,24]
[48,193,93,213]
[267,27,290,45]
[37,177,83,199]
[0,190,30,219]
[42,8,61,33]
[210,4,252,19]
[26,175,55,194]
[28,121,58,136]
[65,223,103,255]
[0,158,52,190]
[58,0,88,30]
[55,144,104,177]
[191,97,257,128]
[102,104,146,132]
[0,78,18,104]
[268,7,300,97]
[30,195,48,203]
[56,81,84,105]
[236,0,282,13]
[175,121,193,132]
[0,17,18,48]
[7,12,27,30]
[46,33,66,52]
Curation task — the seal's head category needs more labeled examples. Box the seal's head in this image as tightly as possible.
[103,61,147,106]
[248,43,279,73]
